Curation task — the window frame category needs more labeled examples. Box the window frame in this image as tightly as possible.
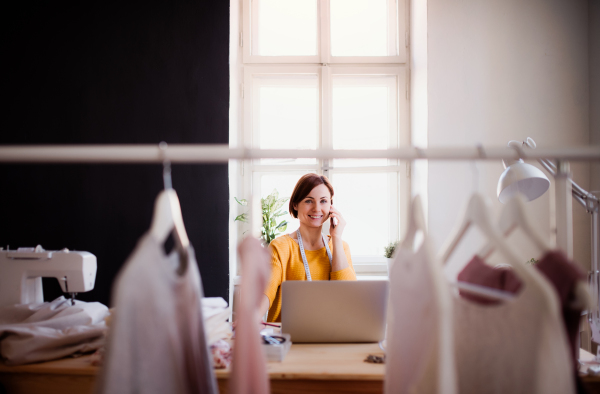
[236,0,410,276]
[242,0,407,64]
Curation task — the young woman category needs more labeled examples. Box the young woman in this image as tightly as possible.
[260,173,356,322]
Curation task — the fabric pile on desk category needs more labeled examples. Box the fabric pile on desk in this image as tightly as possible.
[0,296,109,365]
[202,297,232,345]
[202,297,233,368]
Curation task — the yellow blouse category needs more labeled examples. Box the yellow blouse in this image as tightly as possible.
[264,234,357,322]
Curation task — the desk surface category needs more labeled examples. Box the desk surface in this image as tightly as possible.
[0,343,385,394]
[0,343,384,379]
[1,344,599,394]
[217,343,384,381]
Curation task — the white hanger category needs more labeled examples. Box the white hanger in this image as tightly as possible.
[477,194,550,259]
[399,195,427,252]
[477,194,591,310]
[439,193,556,304]
[150,189,190,250]
[149,143,190,275]
[440,193,502,265]
[397,194,514,301]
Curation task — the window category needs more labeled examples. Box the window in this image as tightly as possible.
[233,0,409,276]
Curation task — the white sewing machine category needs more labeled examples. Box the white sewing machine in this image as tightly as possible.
[0,245,97,308]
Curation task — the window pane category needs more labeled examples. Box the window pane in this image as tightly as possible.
[259,171,315,235]
[253,75,319,165]
[254,0,318,56]
[330,0,393,56]
[332,75,397,167]
[331,172,395,256]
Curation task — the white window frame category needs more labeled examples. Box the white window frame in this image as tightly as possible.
[235,0,410,278]
[243,0,407,64]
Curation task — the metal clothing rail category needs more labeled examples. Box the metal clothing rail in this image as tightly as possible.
[0,144,599,163]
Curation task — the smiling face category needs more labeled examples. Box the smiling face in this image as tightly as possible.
[293,184,332,229]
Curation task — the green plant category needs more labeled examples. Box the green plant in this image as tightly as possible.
[234,189,289,245]
[384,241,399,259]
[526,257,539,265]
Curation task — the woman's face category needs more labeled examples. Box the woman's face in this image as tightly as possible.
[294,184,332,228]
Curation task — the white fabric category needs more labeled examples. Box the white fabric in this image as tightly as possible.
[385,237,457,394]
[202,297,232,345]
[230,237,271,394]
[452,263,575,394]
[96,234,217,394]
[0,296,108,365]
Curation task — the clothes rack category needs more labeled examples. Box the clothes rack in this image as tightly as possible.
[0,145,598,163]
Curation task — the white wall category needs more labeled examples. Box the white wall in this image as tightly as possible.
[410,0,429,225]
[591,1,600,195]
[425,0,591,275]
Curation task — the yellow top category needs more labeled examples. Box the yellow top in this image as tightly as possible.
[264,234,357,322]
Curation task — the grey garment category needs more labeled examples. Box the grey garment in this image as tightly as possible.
[453,269,575,394]
[96,234,217,394]
[0,296,108,365]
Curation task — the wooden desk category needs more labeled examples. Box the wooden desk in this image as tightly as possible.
[218,343,384,394]
[0,343,384,394]
[0,356,97,394]
[2,345,599,394]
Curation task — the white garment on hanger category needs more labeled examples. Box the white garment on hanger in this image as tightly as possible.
[452,263,574,394]
[96,234,217,394]
[385,237,457,394]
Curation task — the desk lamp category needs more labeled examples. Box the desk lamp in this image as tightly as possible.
[497,137,600,345]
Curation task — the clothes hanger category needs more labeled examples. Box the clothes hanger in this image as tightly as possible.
[477,194,592,310]
[439,193,501,265]
[438,193,561,310]
[398,194,515,301]
[477,194,550,260]
[149,142,190,275]
[399,194,427,252]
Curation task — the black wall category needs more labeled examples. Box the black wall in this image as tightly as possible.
[1,2,230,305]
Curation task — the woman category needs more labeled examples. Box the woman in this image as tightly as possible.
[260,174,356,322]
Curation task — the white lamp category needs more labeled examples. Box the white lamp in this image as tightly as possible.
[497,139,550,203]
[497,137,600,346]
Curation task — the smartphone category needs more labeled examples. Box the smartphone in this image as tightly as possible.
[330,200,338,228]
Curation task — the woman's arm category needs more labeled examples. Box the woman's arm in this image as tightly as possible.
[328,205,350,272]
[261,241,284,321]
[260,295,270,320]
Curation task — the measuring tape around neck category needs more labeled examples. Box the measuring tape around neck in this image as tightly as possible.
[296,229,333,281]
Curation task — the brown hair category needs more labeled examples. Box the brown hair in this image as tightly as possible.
[289,174,334,218]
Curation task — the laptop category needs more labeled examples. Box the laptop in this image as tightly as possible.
[281,280,388,343]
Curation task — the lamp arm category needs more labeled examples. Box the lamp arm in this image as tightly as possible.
[537,158,599,211]
[538,158,557,176]
[574,194,588,209]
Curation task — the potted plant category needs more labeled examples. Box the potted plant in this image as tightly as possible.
[234,189,289,246]
[384,241,399,273]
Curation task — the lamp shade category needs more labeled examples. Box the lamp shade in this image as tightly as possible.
[497,161,550,203]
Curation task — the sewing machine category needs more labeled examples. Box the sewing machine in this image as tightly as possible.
[0,245,97,308]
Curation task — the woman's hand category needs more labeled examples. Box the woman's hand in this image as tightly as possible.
[328,205,346,239]
[328,206,349,272]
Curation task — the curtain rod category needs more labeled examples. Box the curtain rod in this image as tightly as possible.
[0,145,598,163]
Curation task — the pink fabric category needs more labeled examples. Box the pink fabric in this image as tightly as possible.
[211,339,232,369]
[230,237,271,394]
[457,256,522,305]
